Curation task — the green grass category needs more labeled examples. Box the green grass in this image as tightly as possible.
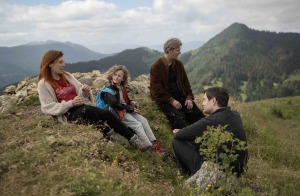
[239,96,300,195]
[1,95,300,195]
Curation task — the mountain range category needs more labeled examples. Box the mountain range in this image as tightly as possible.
[0,40,109,89]
[64,23,300,101]
[65,47,162,78]
[1,23,300,101]
[0,40,202,90]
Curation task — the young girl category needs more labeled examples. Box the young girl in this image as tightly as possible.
[97,65,165,155]
[37,50,145,150]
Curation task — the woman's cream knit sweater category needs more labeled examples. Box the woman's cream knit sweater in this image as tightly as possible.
[37,73,94,123]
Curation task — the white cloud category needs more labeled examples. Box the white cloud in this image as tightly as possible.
[0,0,299,53]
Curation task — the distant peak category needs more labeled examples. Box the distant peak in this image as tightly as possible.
[26,40,62,45]
[225,22,250,33]
[214,22,251,40]
[25,40,78,46]
[230,22,249,29]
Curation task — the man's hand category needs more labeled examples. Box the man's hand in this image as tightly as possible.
[172,100,182,110]
[185,100,193,110]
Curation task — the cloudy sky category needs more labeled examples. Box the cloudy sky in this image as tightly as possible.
[1,0,299,53]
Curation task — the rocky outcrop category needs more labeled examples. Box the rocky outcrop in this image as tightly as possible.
[0,71,150,113]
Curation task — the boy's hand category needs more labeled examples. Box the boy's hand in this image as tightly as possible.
[173,129,180,134]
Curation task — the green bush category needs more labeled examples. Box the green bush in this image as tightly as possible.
[189,125,251,195]
[271,107,284,119]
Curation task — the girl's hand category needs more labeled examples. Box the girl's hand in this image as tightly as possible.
[131,101,139,109]
[134,108,140,113]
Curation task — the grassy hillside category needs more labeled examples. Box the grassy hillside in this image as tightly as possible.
[239,96,300,195]
[0,95,299,195]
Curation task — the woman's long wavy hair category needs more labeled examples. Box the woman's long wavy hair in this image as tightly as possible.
[106,65,130,85]
[38,50,69,87]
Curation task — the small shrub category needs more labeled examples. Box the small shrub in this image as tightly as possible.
[195,125,247,175]
[271,108,284,119]
[188,125,250,195]
[21,95,41,107]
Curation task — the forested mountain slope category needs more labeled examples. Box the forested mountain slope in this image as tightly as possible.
[185,23,300,101]
[65,47,162,78]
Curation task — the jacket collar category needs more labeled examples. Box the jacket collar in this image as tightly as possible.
[161,56,169,67]
[210,107,229,115]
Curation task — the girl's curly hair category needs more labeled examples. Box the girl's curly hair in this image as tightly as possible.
[106,65,130,85]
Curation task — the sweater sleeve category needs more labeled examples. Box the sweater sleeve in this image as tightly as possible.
[38,80,74,116]
[68,74,94,105]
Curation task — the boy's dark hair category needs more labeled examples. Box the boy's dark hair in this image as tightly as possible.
[205,87,229,107]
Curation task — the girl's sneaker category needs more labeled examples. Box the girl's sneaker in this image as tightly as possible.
[150,142,166,155]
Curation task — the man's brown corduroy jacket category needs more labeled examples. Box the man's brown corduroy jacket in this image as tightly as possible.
[150,56,194,109]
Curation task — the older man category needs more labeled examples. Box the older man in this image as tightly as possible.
[172,87,248,176]
[150,38,205,129]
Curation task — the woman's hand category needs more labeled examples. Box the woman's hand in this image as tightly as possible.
[82,84,90,93]
[72,96,84,106]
